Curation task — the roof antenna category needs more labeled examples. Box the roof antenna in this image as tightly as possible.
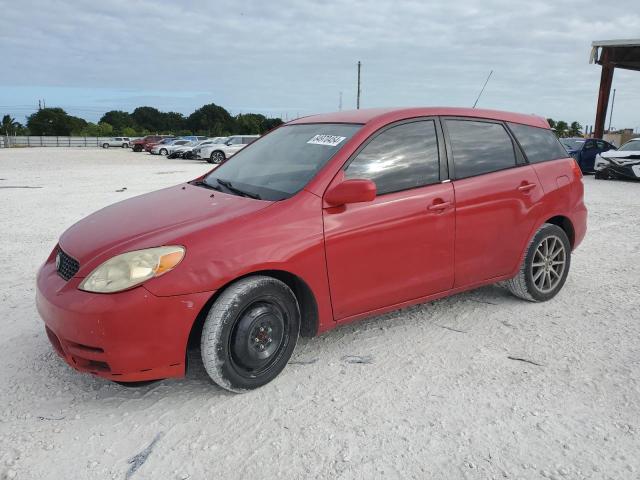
[472,70,493,108]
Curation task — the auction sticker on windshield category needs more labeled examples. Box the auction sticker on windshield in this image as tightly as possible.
[307,135,347,147]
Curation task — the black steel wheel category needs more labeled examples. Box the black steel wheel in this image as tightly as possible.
[201,276,300,392]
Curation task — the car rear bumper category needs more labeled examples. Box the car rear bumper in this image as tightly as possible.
[36,259,213,382]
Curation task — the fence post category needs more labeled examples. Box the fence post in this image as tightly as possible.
[56,136,59,147]
[69,137,71,147]
[40,136,43,147]
[28,136,30,147]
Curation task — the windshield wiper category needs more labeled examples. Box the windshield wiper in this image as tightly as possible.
[216,178,261,199]
[190,179,221,191]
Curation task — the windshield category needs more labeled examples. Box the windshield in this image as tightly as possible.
[560,139,584,151]
[202,124,361,200]
[618,140,640,152]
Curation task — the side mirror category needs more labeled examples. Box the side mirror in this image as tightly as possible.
[325,179,376,207]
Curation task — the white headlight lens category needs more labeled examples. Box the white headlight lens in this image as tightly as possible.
[79,246,185,293]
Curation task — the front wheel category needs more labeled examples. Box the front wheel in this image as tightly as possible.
[159,148,168,156]
[201,276,300,392]
[133,145,142,152]
[503,223,571,302]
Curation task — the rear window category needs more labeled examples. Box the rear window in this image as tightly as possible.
[509,123,570,163]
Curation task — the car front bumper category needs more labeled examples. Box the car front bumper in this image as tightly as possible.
[36,257,213,382]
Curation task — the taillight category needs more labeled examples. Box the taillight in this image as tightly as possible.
[571,159,583,179]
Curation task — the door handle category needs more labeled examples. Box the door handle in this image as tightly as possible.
[427,200,452,212]
[517,183,536,192]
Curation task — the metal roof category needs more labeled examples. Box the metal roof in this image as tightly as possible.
[590,39,640,71]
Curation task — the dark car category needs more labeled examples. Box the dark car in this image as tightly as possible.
[560,137,616,173]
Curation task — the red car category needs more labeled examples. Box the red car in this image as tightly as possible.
[36,107,587,392]
[131,135,172,152]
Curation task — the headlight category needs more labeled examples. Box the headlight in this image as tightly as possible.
[79,246,185,293]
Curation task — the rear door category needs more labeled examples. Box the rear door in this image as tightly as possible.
[323,119,455,320]
[443,118,543,287]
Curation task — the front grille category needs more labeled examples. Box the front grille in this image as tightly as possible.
[56,248,80,281]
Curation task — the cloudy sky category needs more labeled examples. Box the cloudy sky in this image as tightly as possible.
[1,0,639,129]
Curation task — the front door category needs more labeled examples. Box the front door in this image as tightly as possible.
[323,119,455,321]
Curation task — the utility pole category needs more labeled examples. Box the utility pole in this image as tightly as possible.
[338,91,343,111]
[356,61,361,109]
[607,88,616,132]
[38,100,41,110]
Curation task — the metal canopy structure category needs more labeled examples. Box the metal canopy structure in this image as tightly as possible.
[590,39,640,138]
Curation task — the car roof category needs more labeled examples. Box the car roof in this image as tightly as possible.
[288,107,550,129]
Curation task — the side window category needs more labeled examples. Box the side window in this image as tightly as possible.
[508,122,568,163]
[345,120,440,195]
[584,140,596,149]
[446,120,516,178]
[230,137,243,145]
[596,140,606,150]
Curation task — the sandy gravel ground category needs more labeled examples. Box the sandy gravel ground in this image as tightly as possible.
[0,147,639,480]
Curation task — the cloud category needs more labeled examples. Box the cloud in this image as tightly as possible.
[1,0,639,127]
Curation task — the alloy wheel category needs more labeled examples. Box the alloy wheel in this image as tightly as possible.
[531,235,566,293]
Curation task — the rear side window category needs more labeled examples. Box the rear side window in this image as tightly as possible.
[445,120,516,179]
[508,123,568,163]
[345,120,440,195]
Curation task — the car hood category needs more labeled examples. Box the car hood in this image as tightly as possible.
[601,150,640,159]
[59,183,273,271]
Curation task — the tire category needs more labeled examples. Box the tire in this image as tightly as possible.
[503,223,571,302]
[208,150,225,164]
[160,148,168,156]
[102,143,109,149]
[201,276,300,393]
[133,145,142,152]
[122,143,129,148]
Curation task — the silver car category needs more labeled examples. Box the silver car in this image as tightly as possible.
[101,137,131,148]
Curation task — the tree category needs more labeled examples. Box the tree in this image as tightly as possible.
[546,118,556,130]
[235,113,265,134]
[187,103,235,136]
[164,111,186,133]
[260,117,284,133]
[1,115,22,135]
[131,106,166,133]
[27,108,87,136]
[99,111,135,134]
[553,120,569,138]
[568,121,583,137]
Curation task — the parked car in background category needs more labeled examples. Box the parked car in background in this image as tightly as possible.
[198,135,260,163]
[168,138,228,159]
[144,137,176,153]
[594,138,640,181]
[560,137,616,173]
[185,137,228,160]
[101,137,131,148]
[150,138,192,156]
[131,135,168,152]
[37,107,586,392]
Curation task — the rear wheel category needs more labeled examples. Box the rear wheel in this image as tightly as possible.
[201,276,300,392]
[122,143,129,148]
[503,223,571,302]
[133,145,142,152]
[102,143,109,148]
[208,150,225,164]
